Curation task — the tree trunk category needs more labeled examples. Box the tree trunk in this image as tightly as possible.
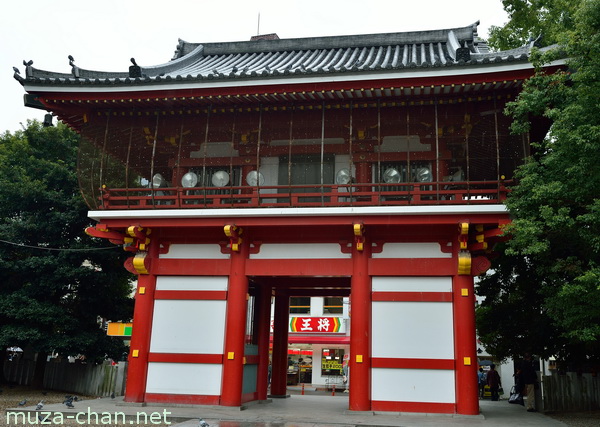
[31,352,47,389]
[0,352,9,385]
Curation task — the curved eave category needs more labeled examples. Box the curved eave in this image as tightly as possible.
[22,56,545,95]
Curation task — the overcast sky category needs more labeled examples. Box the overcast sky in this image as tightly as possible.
[0,0,508,133]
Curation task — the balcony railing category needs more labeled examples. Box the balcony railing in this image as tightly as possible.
[98,180,510,210]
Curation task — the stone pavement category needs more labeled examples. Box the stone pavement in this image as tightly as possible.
[8,392,566,427]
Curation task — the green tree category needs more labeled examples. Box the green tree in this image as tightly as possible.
[488,0,581,50]
[477,0,600,369]
[0,121,133,385]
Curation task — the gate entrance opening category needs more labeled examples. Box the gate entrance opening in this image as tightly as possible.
[247,276,351,404]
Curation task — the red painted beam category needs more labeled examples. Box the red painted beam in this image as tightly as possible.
[372,291,452,302]
[369,258,455,276]
[246,258,351,276]
[154,290,227,300]
[371,358,454,370]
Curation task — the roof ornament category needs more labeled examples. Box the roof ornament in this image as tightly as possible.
[12,66,21,82]
[129,58,142,78]
[456,42,471,63]
[528,34,543,48]
[68,55,80,78]
[23,60,34,78]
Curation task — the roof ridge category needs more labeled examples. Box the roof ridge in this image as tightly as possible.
[175,22,481,58]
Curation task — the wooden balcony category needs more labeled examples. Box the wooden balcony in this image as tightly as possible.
[98,180,510,210]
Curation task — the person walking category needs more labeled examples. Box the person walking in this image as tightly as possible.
[520,353,538,412]
[478,368,487,399]
[487,364,501,401]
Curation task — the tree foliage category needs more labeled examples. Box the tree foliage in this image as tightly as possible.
[488,0,582,50]
[0,121,134,365]
[477,0,600,369]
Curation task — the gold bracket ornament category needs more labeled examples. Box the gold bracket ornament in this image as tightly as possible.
[224,224,243,252]
[458,222,469,249]
[458,250,472,275]
[353,222,365,251]
[132,252,150,274]
[457,222,471,275]
[124,225,151,252]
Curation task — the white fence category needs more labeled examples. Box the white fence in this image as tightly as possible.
[3,359,127,397]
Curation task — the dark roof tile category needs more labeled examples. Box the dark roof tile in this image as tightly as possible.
[17,22,538,88]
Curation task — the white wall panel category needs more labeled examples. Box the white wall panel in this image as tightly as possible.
[150,300,226,354]
[146,362,222,395]
[372,301,454,359]
[156,276,228,291]
[372,368,455,403]
[250,243,349,259]
[372,242,452,258]
[372,277,452,292]
[159,244,228,259]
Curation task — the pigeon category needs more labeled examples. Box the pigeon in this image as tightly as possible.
[36,401,44,410]
[110,392,115,399]
[12,67,20,75]
[199,419,209,427]
[18,399,27,406]
[65,400,75,409]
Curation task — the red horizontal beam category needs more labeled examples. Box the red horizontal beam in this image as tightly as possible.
[154,290,227,300]
[94,213,510,230]
[372,357,455,370]
[246,258,352,276]
[372,291,452,302]
[153,259,230,275]
[369,258,455,276]
[148,353,223,364]
[371,400,455,414]
[144,393,219,405]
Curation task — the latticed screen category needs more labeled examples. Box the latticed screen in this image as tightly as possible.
[76,98,526,209]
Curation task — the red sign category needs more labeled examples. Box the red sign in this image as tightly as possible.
[289,317,342,333]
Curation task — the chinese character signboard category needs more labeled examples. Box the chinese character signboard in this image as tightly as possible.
[289,317,342,333]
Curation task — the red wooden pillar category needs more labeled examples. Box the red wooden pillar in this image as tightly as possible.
[356,161,372,187]
[350,236,371,411]
[220,240,249,406]
[270,291,290,397]
[453,273,479,415]
[124,245,159,402]
[256,284,272,400]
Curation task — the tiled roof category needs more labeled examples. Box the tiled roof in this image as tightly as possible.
[14,21,534,88]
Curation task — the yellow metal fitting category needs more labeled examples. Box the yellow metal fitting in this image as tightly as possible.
[458,251,472,275]
[224,224,239,237]
[133,252,149,275]
[353,223,364,236]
